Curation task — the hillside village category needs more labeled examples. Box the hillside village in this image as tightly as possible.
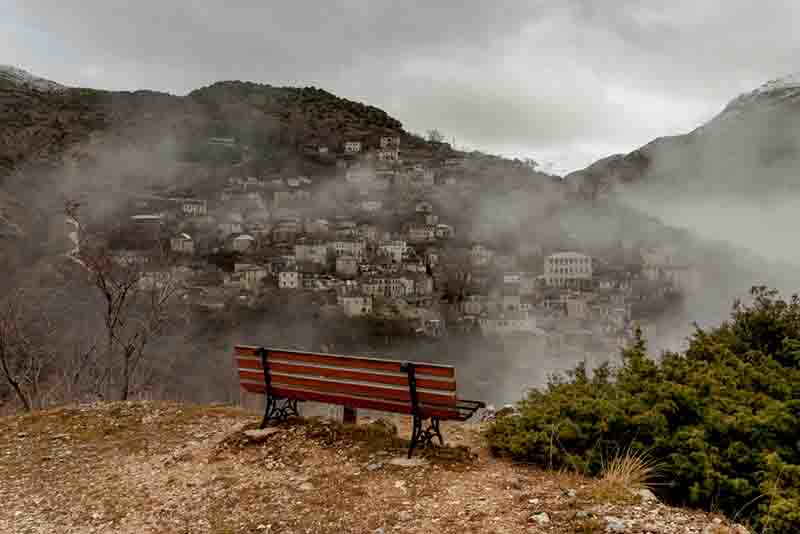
[66,126,701,361]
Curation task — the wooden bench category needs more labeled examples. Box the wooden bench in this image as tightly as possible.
[234,345,485,457]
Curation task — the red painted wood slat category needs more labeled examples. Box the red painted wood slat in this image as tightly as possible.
[234,345,455,378]
[239,382,461,419]
[236,358,457,392]
[238,371,456,406]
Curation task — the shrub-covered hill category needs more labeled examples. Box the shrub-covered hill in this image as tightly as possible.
[0,69,407,184]
[489,286,800,533]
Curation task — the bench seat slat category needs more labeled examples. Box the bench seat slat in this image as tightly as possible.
[235,345,455,378]
[236,358,457,392]
[240,382,461,419]
[238,370,457,406]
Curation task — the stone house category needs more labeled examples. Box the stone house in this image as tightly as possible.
[235,263,269,291]
[335,255,359,278]
[405,223,435,243]
[380,135,401,149]
[278,270,300,290]
[295,241,329,265]
[182,200,207,217]
[344,141,363,153]
[379,240,408,264]
[232,234,256,252]
[330,240,366,259]
[339,294,373,317]
[434,224,454,239]
[544,252,593,289]
[171,233,194,254]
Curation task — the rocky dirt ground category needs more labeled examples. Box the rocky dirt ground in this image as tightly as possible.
[0,401,750,534]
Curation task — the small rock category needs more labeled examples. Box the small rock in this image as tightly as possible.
[397,511,412,522]
[528,498,540,505]
[530,512,550,525]
[394,480,406,489]
[633,488,658,503]
[244,428,280,442]
[17,432,26,438]
[388,457,428,468]
[507,476,523,490]
[373,528,385,534]
[297,482,314,491]
[567,488,577,498]
[366,463,383,471]
[576,511,590,519]
[605,516,628,532]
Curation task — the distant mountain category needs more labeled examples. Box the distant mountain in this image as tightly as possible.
[566,73,800,200]
[0,65,67,93]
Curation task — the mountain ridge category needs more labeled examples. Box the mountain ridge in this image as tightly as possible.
[565,72,800,200]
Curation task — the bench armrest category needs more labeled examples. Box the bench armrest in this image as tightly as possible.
[455,398,486,421]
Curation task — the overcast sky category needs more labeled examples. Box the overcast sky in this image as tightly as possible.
[4,1,800,174]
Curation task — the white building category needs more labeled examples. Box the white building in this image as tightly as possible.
[170,233,194,254]
[344,141,363,153]
[235,263,269,291]
[330,240,366,259]
[434,224,454,239]
[379,240,408,264]
[407,224,435,243]
[232,234,256,252]
[278,271,300,289]
[380,135,400,149]
[544,252,593,288]
[339,294,373,317]
[377,148,399,162]
[182,200,207,217]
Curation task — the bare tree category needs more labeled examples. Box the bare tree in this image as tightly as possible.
[0,290,53,411]
[66,199,183,400]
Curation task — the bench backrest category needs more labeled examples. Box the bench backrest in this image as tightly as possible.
[234,345,461,419]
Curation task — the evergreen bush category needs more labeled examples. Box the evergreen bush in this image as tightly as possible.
[488,287,800,532]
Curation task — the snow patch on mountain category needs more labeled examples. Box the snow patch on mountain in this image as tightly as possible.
[701,72,800,131]
[0,65,67,93]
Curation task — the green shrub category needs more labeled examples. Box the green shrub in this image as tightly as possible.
[488,287,800,533]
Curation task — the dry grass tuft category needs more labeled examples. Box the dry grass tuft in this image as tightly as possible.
[591,448,665,503]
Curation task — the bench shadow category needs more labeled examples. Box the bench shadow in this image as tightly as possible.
[212,415,476,467]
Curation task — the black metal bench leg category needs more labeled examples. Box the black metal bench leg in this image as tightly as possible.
[260,395,274,429]
[408,414,421,458]
[432,417,444,445]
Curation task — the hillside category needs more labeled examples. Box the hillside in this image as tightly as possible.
[565,73,800,200]
[0,401,747,534]
[0,68,406,184]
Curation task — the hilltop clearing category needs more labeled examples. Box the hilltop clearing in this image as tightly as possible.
[0,401,745,534]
